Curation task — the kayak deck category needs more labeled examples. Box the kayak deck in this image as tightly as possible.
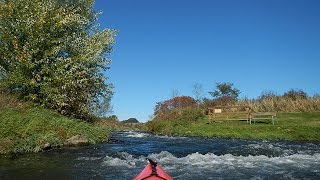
[134,158,172,180]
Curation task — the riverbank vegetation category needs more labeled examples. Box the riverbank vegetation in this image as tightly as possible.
[147,83,320,141]
[0,92,110,154]
[147,111,320,141]
[0,0,115,154]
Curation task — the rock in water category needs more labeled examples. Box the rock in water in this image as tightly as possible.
[42,142,51,150]
[64,135,89,146]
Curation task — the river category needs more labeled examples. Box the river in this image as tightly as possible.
[1,130,320,179]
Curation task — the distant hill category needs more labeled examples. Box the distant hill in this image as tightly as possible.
[122,118,140,124]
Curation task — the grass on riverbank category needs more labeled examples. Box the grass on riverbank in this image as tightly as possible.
[147,112,320,141]
[0,93,111,154]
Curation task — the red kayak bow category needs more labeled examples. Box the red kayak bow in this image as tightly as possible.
[133,158,173,180]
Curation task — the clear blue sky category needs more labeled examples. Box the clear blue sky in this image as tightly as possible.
[94,0,320,122]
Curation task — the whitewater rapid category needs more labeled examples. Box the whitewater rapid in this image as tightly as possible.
[98,131,320,179]
[99,151,320,179]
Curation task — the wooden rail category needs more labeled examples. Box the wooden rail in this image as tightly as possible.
[251,112,277,125]
[207,106,251,123]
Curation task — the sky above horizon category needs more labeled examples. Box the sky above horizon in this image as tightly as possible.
[94,0,320,122]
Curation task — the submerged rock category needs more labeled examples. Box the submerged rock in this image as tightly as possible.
[64,135,89,146]
[42,142,51,150]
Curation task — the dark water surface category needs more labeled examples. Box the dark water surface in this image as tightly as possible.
[1,130,320,179]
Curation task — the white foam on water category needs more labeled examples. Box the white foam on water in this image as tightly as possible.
[123,131,149,138]
[76,157,102,161]
[121,131,187,139]
[98,151,320,179]
[247,141,297,156]
[101,152,142,168]
[153,134,188,140]
[100,151,320,172]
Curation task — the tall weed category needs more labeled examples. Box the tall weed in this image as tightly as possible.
[238,96,320,112]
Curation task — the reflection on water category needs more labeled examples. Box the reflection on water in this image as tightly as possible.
[1,130,320,179]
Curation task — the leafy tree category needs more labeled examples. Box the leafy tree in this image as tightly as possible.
[209,82,240,99]
[91,94,113,118]
[0,0,115,120]
[209,82,240,105]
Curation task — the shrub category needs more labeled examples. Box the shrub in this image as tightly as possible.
[178,107,205,123]
[154,96,197,118]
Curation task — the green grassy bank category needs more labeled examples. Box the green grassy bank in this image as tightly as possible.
[0,94,110,155]
[147,112,320,141]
